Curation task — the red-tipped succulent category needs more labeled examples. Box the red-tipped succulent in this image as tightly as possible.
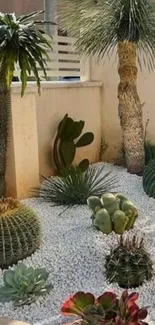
[61,290,149,325]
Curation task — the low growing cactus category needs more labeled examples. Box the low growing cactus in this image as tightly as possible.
[87,193,138,234]
[61,290,149,325]
[53,114,94,174]
[143,158,155,198]
[0,198,41,269]
[0,263,52,306]
[105,235,153,288]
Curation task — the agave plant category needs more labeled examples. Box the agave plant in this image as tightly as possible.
[0,263,52,306]
[61,290,149,325]
[59,0,155,175]
[0,11,54,197]
[35,164,118,205]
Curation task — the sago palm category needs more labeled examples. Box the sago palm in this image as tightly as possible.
[0,11,53,197]
[59,0,155,175]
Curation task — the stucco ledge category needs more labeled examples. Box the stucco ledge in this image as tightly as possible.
[11,81,103,94]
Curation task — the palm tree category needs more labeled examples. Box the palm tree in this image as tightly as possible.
[0,11,53,197]
[59,0,155,175]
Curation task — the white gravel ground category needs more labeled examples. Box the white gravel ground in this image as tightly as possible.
[0,163,155,325]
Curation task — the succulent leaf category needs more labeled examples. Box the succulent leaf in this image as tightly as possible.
[60,140,76,167]
[0,264,51,306]
[78,159,89,172]
[61,292,95,316]
[75,132,94,147]
[61,290,148,325]
[87,196,103,212]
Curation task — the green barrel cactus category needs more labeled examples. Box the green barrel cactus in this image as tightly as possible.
[53,114,94,174]
[143,158,155,198]
[0,198,41,269]
[87,193,138,235]
[105,235,153,288]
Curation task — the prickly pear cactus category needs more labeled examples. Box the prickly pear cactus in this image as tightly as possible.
[53,114,94,174]
[143,158,155,198]
[87,193,138,235]
[0,198,41,269]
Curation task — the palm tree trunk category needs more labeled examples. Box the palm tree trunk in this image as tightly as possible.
[118,41,144,175]
[0,63,11,197]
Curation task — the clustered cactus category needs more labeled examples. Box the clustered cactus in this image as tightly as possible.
[0,198,41,269]
[87,193,138,234]
[143,158,155,198]
[53,113,94,174]
[105,235,153,288]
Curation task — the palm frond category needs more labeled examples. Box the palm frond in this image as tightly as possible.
[0,12,52,95]
[33,164,118,206]
[58,0,155,70]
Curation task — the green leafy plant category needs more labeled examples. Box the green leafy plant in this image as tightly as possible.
[34,165,117,206]
[53,114,94,174]
[105,235,153,288]
[0,11,54,197]
[0,198,41,269]
[143,158,155,198]
[61,290,149,325]
[87,193,138,235]
[0,263,52,306]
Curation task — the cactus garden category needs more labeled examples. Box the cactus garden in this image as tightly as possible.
[0,163,155,325]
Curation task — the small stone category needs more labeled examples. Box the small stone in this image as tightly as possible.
[0,318,31,325]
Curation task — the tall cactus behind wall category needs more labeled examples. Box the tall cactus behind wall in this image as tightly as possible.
[53,114,94,174]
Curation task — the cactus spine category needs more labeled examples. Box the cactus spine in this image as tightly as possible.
[0,198,41,269]
[87,193,138,235]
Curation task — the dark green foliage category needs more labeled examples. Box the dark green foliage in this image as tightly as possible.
[0,11,53,198]
[0,199,41,269]
[59,0,155,70]
[143,158,155,198]
[87,193,138,235]
[144,140,155,166]
[53,114,94,174]
[35,165,117,205]
[0,263,52,306]
[0,12,53,95]
[105,235,153,288]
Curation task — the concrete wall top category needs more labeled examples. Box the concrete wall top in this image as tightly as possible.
[11,81,103,94]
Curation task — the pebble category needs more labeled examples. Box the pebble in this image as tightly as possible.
[0,163,155,325]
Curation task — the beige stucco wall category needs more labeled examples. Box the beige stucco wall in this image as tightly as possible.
[90,57,155,162]
[7,81,102,198]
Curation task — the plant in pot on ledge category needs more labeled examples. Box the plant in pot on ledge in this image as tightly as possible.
[0,11,54,267]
